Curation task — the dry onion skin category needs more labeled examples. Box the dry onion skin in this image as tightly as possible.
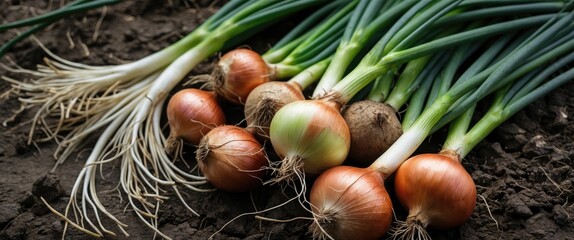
[393,151,476,239]
[214,48,272,105]
[196,125,268,192]
[342,100,402,166]
[166,88,226,150]
[309,166,393,240]
[244,81,305,141]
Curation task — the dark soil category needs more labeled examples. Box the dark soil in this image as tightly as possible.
[1,1,573,240]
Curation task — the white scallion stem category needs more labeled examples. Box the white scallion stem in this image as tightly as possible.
[369,94,455,177]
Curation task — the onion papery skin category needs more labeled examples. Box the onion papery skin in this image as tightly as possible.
[216,48,272,105]
[270,99,350,176]
[245,81,305,141]
[394,153,476,231]
[342,100,402,166]
[309,166,393,240]
[196,125,268,192]
[166,88,226,146]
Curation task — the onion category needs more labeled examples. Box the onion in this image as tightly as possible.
[269,98,350,182]
[244,81,305,141]
[214,48,272,105]
[309,166,393,240]
[342,100,402,166]
[393,150,476,238]
[166,88,226,150]
[196,125,268,192]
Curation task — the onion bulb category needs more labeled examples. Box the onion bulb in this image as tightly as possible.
[196,125,268,192]
[214,48,272,105]
[244,81,305,141]
[166,88,226,151]
[342,100,402,166]
[393,150,476,238]
[309,166,393,240]
[269,99,350,183]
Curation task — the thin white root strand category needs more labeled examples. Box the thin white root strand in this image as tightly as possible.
[254,216,314,223]
[40,197,102,238]
[478,194,500,231]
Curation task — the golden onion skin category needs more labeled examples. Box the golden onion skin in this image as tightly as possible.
[310,166,393,240]
[216,49,271,105]
[166,88,225,145]
[394,153,476,230]
[197,125,268,192]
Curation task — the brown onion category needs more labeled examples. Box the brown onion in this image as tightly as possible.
[393,150,476,238]
[309,166,393,240]
[215,48,272,105]
[244,81,305,141]
[196,125,268,192]
[166,88,225,149]
[342,100,402,166]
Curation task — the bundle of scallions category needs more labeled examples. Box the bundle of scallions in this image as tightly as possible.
[268,0,571,209]
[1,0,573,239]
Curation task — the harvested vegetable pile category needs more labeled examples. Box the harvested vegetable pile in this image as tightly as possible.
[1,1,573,240]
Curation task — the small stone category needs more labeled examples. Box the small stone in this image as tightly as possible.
[31,174,65,215]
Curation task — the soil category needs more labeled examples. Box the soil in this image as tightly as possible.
[1,1,573,240]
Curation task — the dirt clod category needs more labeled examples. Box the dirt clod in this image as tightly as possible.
[32,174,64,203]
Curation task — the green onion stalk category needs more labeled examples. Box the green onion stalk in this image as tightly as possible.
[307,9,574,240]
[4,1,333,238]
[393,38,574,240]
[0,0,121,58]
[311,0,416,97]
